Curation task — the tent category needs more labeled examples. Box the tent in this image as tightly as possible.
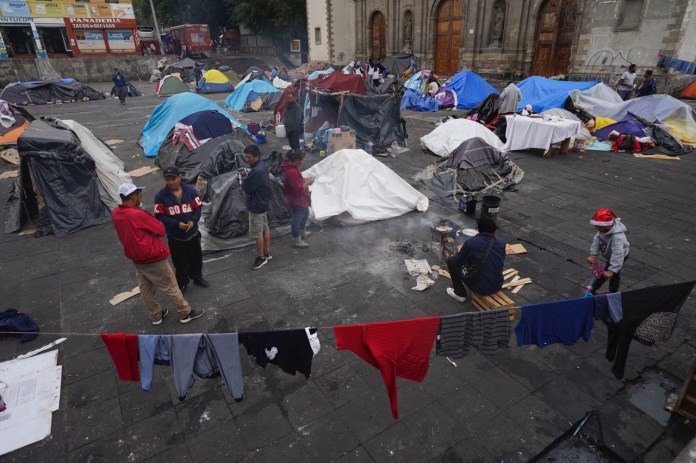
[380,53,416,77]
[0,100,33,145]
[593,113,651,141]
[111,81,141,98]
[140,93,244,157]
[447,70,499,109]
[163,58,197,83]
[156,75,190,96]
[5,119,115,236]
[312,72,367,95]
[679,80,696,99]
[156,110,244,169]
[415,137,524,198]
[196,70,234,94]
[433,85,458,109]
[175,132,253,184]
[401,88,440,112]
[517,77,599,113]
[0,78,104,105]
[218,66,241,86]
[224,80,281,112]
[303,149,428,222]
[420,118,506,156]
[404,71,426,91]
[243,66,269,82]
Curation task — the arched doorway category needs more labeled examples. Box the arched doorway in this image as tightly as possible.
[435,0,462,76]
[533,0,578,76]
[370,11,386,60]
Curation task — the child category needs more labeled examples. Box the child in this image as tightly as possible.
[280,149,314,248]
[587,208,630,293]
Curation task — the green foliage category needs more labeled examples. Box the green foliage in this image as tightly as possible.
[228,0,306,40]
[132,0,235,38]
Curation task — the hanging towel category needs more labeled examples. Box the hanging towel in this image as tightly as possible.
[436,309,511,358]
[238,328,319,379]
[138,335,171,391]
[515,297,595,348]
[333,317,441,419]
[606,281,695,379]
[593,293,623,323]
[101,333,140,381]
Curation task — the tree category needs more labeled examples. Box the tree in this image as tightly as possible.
[226,0,306,43]
[133,0,234,39]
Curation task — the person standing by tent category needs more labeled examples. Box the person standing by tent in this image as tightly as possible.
[154,167,209,293]
[635,69,657,97]
[617,64,637,101]
[112,183,204,325]
[496,81,522,114]
[112,68,127,105]
[284,92,303,150]
[242,145,272,270]
[281,149,314,248]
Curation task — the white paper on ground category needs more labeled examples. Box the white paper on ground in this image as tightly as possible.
[405,259,431,276]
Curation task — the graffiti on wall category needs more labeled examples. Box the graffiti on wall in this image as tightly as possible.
[585,46,648,67]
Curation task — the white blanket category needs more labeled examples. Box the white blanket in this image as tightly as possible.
[420,119,506,157]
[503,115,583,152]
[303,149,428,221]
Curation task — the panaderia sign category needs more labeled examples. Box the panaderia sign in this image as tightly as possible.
[68,18,135,29]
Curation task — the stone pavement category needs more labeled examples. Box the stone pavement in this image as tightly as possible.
[1,82,695,462]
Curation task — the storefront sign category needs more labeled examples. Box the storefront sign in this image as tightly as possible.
[110,3,133,19]
[0,1,31,17]
[106,29,133,52]
[86,3,110,18]
[0,15,32,22]
[74,29,105,53]
[68,17,135,29]
[64,3,89,18]
[29,2,64,17]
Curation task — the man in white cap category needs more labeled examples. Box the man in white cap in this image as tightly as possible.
[112,182,204,325]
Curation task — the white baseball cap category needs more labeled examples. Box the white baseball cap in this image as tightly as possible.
[118,182,144,197]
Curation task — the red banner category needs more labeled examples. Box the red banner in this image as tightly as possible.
[66,18,136,29]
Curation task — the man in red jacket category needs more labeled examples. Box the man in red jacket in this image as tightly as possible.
[280,149,314,248]
[112,183,204,325]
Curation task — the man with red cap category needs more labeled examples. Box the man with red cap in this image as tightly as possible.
[587,208,630,293]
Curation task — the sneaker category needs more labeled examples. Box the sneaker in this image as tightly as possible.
[180,308,205,324]
[251,256,267,270]
[152,308,169,325]
[446,288,467,303]
[193,278,209,288]
[264,251,272,260]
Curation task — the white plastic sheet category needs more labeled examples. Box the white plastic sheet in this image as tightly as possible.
[420,119,506,157]
[303,149,428,222]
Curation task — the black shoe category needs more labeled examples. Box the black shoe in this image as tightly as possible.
[152,308,169,325]
[264,251,272,260]
[251,256,267,270]
[179,309,205,324]
[193,278,209,288]
[179,283,188,294]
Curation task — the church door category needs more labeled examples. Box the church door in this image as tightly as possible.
[371,11,386,60]
[533,0,578,76]
[434,0,462,76]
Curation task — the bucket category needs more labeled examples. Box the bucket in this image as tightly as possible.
[459,196,477,216]
[480,195,501,219]
[276,124,286,138]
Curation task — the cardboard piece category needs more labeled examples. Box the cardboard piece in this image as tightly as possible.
[327,129,356,154]
[633,153,680,160]
[0,170,18,179]
[506,244,528,255]
[404,259,431,276]
[411,274,436,291]
[104,139,124,146]
[110,286,141,305]
[0,149,20,165]
[127,166,160,177]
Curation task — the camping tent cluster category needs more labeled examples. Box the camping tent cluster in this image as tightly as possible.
[401,70,497,112]
[0,79,104,105]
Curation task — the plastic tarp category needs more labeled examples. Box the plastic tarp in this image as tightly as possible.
[272,77,292,89]
[433,86,457,108]
[163,58,196,82]
[61,120,132,210]
[404,71,425,90]
[140,93,244,157]
[0,100,32,144]
[303,149,428,221]
[273,80,310,123]
[420,118,506,157]
[517,77,598,113]
[308,67,335,81]
[0,78,104,105]
[447,70,499,109]
[111,82,141,97]
[593,113,651,141]
[243,66,268,82]
[8,119,109,236]
[311,72,367,95]
[401,88,439,112]
[224,80,280,111]
[541,108,593,140]
[178,133,252,183]
[570,89,696,143]
[196,70,234,94]
[380,53,415,77]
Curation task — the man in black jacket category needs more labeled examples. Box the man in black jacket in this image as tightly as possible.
[446,217,506,302]
[285,92,302,150]
[242,145,272,269]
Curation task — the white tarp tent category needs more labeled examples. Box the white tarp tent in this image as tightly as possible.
[303,149,428,221]
[62,120,132,209]
[420,119,506,157]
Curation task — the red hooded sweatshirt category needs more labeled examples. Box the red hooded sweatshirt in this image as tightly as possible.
[112,205,170,264]
[280,161,311,208]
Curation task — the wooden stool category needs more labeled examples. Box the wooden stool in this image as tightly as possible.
[471,291,516,320]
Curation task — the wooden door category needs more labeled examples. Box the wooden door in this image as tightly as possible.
[533,0,578,76]
[435,0,462,76]
[371,11,386,60]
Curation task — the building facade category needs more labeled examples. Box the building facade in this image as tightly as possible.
[308,0,695,81]
[0,1,138,59]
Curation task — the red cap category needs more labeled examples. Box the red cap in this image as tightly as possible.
[590,208,619,226]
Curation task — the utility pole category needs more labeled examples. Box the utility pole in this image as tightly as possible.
[149,0,165,55]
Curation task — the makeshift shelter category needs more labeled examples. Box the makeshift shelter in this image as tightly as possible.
[404,71,426,91]
[273,80,310,124]
[218,66,241,86]
[224,80,281,112]
[466,94,499,125]
[420,118,506,157]
[308,68,335,81]
[593,113,652,141]
[628,112,693,156]
[433,85,458,109]
[303,149,428,222]
[155,75,190,97]
[311,72,367,95]
[140,93,244,157]
[380,53,416,77]
[196,70,234,94]
[243,66,268,82]
[401,88,440,112]
[447,70,499,109]
[110,82,141,98]
[175,132,253,184]
[517,77,599,113]
[414,137,524,199]
[679,80,696,99]
[5,119,114,236]
[0,100,33,145]
[162,58,196,83]
[156,110,244,169]
[0,79,104,105]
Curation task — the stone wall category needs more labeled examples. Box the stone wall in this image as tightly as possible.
[0,55,176,86]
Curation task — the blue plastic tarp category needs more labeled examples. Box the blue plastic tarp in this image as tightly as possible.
[404,71,425,90]
[224,80,280,111]
[447,70,499,109]
[140,93,243,157]
[517,76,598,113]
[308,68,335,81]
[179,110,236,140]
[400,88,440,112]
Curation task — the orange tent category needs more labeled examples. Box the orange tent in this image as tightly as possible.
[0,100,33,145]
[679,80,696,99]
